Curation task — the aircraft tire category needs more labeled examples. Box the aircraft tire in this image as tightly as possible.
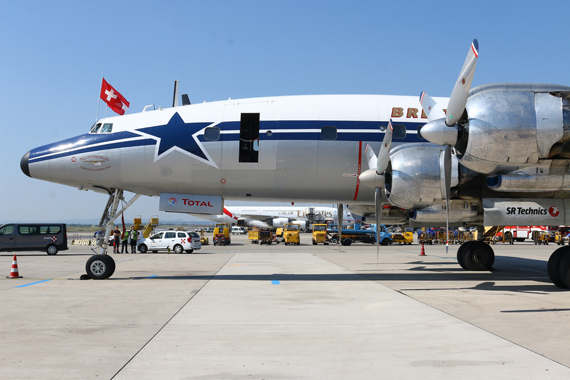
[559,253,570,289]
[457,243,468,269]
[173,244,184,254]
[139,244,148,253]
[86,255,115,280]
[46,244,58,255]
[463,241,494,271]
[547,247,570,289]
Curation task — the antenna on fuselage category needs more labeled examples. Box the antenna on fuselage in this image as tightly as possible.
[173,80,179,107]
[172,80,191,107]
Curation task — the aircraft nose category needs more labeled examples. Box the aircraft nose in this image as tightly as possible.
[21,151,31,177]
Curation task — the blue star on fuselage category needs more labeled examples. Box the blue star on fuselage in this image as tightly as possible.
[136,112,212,162]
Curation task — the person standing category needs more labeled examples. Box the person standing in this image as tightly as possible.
[129,226,138,253]
[113,226,121,253]
[121,228,130,254]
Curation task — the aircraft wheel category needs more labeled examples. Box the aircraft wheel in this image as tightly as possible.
[463,241,494,271]
[547,247,570,289]
[139,244,148,253]
[173,244,184,254]
[46,244,58,255]
[457,243,468,269]
[86,255,115,280]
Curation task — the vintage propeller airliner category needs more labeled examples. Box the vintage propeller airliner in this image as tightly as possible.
[20,40,570,288]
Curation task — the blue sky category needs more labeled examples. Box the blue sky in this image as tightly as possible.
[1,0,569,223]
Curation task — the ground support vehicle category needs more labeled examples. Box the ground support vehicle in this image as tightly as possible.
[391,230,413,245]
[329,224,392,246]
[312,224,330,245]
[213,223,231,245]
[418,231,433,245]
[532,231,551,245]
[137,230,201,253]
[0,223,68,255]
[248,229,273,244]
[231,226,248,235]
[284,223,300,245]
[274,228,285,244]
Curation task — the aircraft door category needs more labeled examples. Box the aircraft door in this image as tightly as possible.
[221,104,277,170]
[0,224,15,251]
[163,231,177,250]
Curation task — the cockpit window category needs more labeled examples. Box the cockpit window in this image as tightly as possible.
[100,123,113,133]
[90,123,102,133]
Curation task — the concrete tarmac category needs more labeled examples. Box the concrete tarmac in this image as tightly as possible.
[1,235,570,379]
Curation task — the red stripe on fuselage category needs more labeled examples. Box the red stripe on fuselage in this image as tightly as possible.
[353,141,362,201]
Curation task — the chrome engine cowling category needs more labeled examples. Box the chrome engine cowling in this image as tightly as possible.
[459,84,570,174]
[385,143,458,210]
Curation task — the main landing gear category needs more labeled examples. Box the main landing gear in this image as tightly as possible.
[84,189,141,280]
[455,241,570,289]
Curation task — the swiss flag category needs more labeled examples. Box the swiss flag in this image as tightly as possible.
[100,78,130,115]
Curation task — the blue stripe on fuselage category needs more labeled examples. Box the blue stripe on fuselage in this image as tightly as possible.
[28,120,426,163]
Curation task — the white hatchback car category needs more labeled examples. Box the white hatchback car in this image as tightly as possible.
[137,231,201,253]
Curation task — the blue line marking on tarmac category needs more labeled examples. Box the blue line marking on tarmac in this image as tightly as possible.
[272,280,280,285]
[146,275,158,279]
[16,279,51,288]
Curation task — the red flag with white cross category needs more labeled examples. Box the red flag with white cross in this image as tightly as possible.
[100,78,130,115]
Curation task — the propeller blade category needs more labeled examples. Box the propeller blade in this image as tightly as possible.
[443,145,452,254]
[419,92,446,122]
[376,119,393,175]
[446,39,479,126]
[364,143,378,171]
[375,188,382,263]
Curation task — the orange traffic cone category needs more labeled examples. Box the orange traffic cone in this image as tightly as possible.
[7,254,23,278]
[420,243,426,256]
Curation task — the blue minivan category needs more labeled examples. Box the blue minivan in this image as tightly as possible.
[0,223,68,255]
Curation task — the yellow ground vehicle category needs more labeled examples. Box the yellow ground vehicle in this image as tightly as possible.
[532,230,550,245]
[312,224,329,245]
[391,229,413,245]
[213,223,231,245]
[274,228,285,244]
[284,223,300,245]
[248,229,273,244]
[198,229,209,245]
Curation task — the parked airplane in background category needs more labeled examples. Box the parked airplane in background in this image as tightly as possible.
[19,39,570,289]
[199,205,356,228]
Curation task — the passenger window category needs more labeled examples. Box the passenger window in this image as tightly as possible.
[164,232,176,239]
[18,226,38,235]
[90,123,102,133]
[204,127,220,141]
[100,123,113,133]
[393,125,406,139]
[321,126,337,140]
[150,233,162,240]
[40,226,61,234]
[177,232,187,238]
[0,225,14,235]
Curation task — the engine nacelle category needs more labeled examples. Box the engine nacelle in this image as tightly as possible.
[242,219,271,228]
[459,84,570,174]
[410,203,478,223]
[385,143,458,210]
[272,217,290,227]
